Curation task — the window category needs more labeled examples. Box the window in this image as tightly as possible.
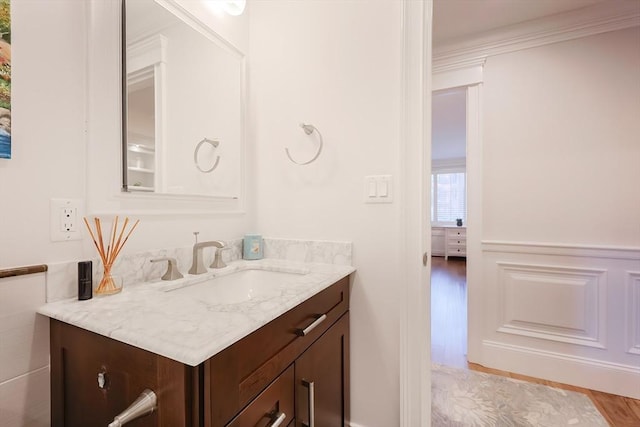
[431,171,466,224]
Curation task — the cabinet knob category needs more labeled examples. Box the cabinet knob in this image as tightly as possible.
[97,372,107,389]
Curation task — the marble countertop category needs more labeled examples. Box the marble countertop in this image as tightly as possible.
[38,259,354,366]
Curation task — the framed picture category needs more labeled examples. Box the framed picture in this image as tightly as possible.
[0,0,10,160]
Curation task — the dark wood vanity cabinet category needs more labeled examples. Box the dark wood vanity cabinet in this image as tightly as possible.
[50,276,350,427]
[205,276,349,427]
[49,319,197,427]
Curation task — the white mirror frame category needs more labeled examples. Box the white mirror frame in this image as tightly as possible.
[85,0,246,216]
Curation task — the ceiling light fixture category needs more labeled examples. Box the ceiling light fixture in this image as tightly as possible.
[205,0,246,17]
[223,0,246,16]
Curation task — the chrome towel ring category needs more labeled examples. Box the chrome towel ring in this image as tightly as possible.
[194,138,221,173]
[285,123,323,165]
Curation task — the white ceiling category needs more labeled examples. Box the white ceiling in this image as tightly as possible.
[433,0,607,46]
[432,88,467,161]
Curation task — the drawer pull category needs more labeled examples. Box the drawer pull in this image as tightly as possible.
[269,412,287,427]
[108,389,157,427]
[302,380,315,427]
[296,314,327,336]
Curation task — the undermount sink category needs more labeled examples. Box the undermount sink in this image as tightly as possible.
[166,269,309,304]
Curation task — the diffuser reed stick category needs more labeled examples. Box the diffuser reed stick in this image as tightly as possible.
[83,216,140,295]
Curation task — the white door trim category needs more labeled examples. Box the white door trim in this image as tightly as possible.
[465,82,484,363]
[399,0,432,425]
[429,67,484,364]
[433,64,484,90]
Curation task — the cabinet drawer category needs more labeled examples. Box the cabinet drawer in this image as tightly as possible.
[449,247,466,256]
[447,237,466,245]
[226,365,294,427]
[206,277,350,426]
[431,228,445,237]
[447,228,466,238]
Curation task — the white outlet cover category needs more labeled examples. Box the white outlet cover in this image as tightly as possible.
[50,198,84,242]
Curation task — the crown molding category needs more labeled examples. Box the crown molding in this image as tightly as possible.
[434,1,640,73]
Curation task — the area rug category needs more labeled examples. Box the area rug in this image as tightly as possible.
[432,364,608,426]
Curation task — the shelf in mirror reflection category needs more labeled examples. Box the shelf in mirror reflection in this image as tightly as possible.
[127,166,154,174]
[127,144,155,154]
[128,185,155,192]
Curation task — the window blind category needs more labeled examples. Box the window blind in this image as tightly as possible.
[431,172,466,223]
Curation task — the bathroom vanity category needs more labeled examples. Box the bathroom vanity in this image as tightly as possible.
[42,261,352,427]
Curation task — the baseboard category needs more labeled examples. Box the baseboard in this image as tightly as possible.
[482,340,640,399]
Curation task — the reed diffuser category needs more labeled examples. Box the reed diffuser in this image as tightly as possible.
[83,216,140,295]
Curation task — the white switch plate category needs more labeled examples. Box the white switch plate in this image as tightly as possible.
[364,175,393,204]
[50,198,84,242]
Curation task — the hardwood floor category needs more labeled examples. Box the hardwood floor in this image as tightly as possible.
[431,256,467,369]
[430,256,640,427]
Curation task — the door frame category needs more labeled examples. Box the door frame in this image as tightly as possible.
[399,1,432,425]
[432,68,484,365]
[398,3,485,415]
[429,71,484,368]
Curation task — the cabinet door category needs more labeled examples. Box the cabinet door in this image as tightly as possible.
[226,365,294,427]
[50,320,194,427]
[295,313,349,427]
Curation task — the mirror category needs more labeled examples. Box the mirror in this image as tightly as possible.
[122,0,244,198]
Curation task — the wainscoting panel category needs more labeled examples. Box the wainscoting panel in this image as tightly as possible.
[0,367,50,427]
[480,241,640,398]
[0,272,50,427]
[627,271,640,355]
[0,273,49,382]
[496,262,606,348]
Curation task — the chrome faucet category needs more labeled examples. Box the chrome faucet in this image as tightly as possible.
[188,240,227,275]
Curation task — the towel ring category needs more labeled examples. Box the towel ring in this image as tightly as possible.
[285,123,323,165]
[194,138,221,173]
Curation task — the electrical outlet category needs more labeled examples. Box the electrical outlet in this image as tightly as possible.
[60,207,77,232]
[51,199,83,242]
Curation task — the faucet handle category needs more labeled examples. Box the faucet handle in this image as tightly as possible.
[210,247,228,269]
[150,257,184,281]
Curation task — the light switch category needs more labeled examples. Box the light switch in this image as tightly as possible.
[378,180,389,197]
[364,175,393,204]
[368,180,377,197]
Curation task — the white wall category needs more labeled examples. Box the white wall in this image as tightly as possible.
[249,2,403,426]
[0,2,253,425]
[478,27,640,397]
[1,0,253,266]
[483,27,640,246]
